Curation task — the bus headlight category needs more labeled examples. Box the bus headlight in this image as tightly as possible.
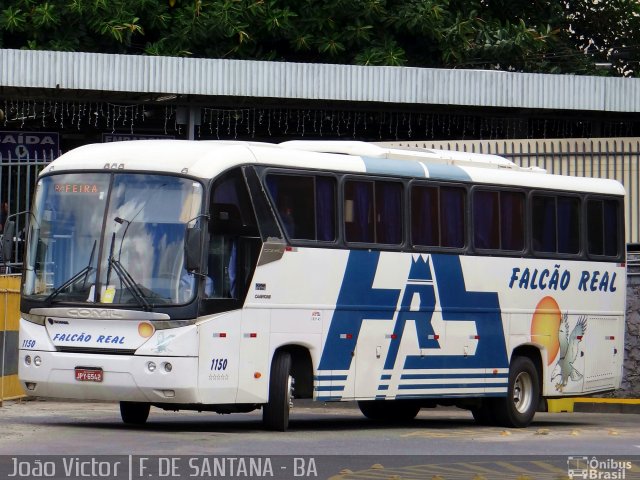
[163,362,172,373]
[147,361,157,373]
[25,355,32,366]
[33,356,42,367]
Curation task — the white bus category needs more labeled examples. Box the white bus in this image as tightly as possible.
[18,140,626,430]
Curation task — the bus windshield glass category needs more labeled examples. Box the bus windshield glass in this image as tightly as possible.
[22,172,203,307]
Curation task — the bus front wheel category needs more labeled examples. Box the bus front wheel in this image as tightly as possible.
[263,351,293,431]
[495,356,540,428]
[120,401,150,425]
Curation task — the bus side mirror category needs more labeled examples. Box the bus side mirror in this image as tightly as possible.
[184,226,202,272]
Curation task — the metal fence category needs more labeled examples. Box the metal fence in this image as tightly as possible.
[0,159,48,267]
[0,137,639,260]
[378,138,640,245]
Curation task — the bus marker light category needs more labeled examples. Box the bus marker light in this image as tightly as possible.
[385,334,397,339]
[470,335,480,340]
[493,369,499,375]
[213,333,227,338]
[577,335,584,341]
[606,336,615,340]
[138,322,154,338]
[428,335,439,340]
[244,333,258,338]
[254,372,261,379]
[340,334,353,340]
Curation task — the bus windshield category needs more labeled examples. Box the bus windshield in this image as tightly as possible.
[22,172,203,307]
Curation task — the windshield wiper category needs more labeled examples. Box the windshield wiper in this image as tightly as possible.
[108,257,152,311]
[106,229,152,312]
[44,240,96,304]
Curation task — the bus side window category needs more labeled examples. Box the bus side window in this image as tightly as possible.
[207,169,259,300]
[208,204,240,298]
[587,198,620,257]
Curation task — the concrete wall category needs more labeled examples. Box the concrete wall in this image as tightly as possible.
[623,269,640,397]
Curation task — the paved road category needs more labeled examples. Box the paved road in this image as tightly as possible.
[1,398,639,479]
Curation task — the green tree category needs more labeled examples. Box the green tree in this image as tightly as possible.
[1,0,638,76]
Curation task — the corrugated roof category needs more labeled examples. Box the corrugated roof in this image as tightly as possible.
[1,48,639,112]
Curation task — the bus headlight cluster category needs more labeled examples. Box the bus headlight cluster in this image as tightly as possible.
[24,355,42,367]
[145,361,173,374]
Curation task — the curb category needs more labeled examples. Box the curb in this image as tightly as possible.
[547,398,640,414]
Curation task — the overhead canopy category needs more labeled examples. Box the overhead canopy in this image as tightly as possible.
[1,48,639,113]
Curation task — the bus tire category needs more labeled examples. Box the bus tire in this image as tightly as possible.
[495,356,540,428]
[263,351,293,431]
[120,401,150,425]
[358,400,421,422]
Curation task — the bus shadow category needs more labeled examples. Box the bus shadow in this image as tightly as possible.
[57,411,598,434]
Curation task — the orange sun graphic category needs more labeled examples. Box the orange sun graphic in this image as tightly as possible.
[530,296,562,365]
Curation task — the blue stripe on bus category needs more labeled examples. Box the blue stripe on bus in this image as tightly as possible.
[378,385,389,391]
[316,396,343,401]
[314,375,348,381]
[398,382,508,390]
[424,163,471,181]
[362,156,426,178]
[314,385,345,391]
[380,374,392,380]
[375,395,387,400]
[396,391,506,399]
[400,373,508,380]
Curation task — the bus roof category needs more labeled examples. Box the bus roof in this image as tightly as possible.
[43,140,625,196]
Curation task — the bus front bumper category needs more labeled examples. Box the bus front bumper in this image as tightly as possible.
[18,350,200,404]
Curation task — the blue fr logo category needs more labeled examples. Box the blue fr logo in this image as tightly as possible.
[319,251,508,372]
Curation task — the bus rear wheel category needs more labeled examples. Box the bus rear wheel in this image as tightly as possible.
[358,400,421,422]
[263,351,293,431]
[120,401,150,425]
[495,356,540,428]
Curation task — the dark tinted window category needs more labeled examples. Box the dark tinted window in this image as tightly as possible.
[473,190,499,249]
[440,186,465,248]
[411,186,438,246]
[344,179,403,245]
[345,180,374,243]
[473,189,525,251]
[587,198,620,257]
[266,174,336,241]
[501,191,525,251]
[532,194,580,254]
[557,196,580,254]
[376,182,403,244]
[411,184,465,248]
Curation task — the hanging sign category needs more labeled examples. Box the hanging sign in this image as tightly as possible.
[102,133,175,142]
[0,131,60,162]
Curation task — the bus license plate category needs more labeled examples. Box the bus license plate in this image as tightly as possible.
[75,368,103,382]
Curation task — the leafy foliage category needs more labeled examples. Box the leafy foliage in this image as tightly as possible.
[0,0,638,75]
